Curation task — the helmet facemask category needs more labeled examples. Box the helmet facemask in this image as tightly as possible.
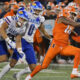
[33,9,42,15]
[30,1,43,15]
[16,10,28,27]
[17,17,27,27]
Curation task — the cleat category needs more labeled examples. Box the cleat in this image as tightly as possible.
[25,75,31,80]
[71,74,78,79]
[71,72,80,79]
[13,73,20,80]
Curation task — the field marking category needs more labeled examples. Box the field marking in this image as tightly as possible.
[0,63,78,67]
[0,62,80,67]
[3,75,68,78]
[0,68,67,74]
[40,69,67,74]
[35,76,68,78]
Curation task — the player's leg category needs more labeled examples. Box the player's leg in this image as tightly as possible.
[15,38,36,80]
[36,33,45,63]
[0,55,8,62]
[24,42,37,71]
[25,40,61,80]
[34,43,41,63]
[0,41,11,79]
[60,45,80,78]
[23,38,37,71]
[0,59,18,80]
[0,41,9,62]
[0,49,19,79]
[39,41,46,63]
[41,45,60,69]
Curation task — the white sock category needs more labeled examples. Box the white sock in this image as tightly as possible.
[0,64,11,79]
[72,68,78,74]
[16,67,31,78]
[25,75,31,80]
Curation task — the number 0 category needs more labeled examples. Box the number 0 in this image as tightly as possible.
[28,24,35,36]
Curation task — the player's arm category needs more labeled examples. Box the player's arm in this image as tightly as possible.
[16,35,22,49]
[58,16,80,27]
[16,35,24,56]
[0,22,8,39]
[38,23,52,40]
[0,21,16,49]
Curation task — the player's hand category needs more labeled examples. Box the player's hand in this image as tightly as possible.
[18,54,26,64]
[17,48,26,63]
[5,37,16,49]
[17,48,25,58]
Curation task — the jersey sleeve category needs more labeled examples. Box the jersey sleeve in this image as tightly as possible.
[4,16,12,25]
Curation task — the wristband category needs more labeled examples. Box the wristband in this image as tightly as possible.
[17,48,22,53]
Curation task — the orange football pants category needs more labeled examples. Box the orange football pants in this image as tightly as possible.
[42,40,80,69]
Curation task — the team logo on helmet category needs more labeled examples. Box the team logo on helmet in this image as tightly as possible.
[18,11,23,14]
[32,3,36,6]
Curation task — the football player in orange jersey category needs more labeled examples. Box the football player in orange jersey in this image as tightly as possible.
[0,2,10,18]
[25,6,80,80]
[33,29,46,63]
[4,4,19,18]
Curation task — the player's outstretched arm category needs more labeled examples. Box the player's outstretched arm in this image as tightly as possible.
[38,23,52,40]
[58,16,80,27]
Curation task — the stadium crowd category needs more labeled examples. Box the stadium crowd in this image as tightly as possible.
[0,0,80,64]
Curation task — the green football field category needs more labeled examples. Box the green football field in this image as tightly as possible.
[0,62,80,80]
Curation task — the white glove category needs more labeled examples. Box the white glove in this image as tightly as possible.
[18,55,26,64]
[17,48,26,59]
[5,37,16,49]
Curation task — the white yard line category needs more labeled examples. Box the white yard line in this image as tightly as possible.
[0,68,67,74]
[35,76,68,78]
[1,75,69,78]
[40,69,67,74]
[0,63,76,67]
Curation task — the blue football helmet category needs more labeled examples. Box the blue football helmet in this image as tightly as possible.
[16,9,28,26]
[17,9,28,20]
[30,1,43,14]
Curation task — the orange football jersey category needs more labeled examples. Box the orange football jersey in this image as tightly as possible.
[53,9,74,47]
[4,9,15,17]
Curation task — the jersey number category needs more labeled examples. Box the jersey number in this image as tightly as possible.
[28,24,35,36]
[64,25,71,34]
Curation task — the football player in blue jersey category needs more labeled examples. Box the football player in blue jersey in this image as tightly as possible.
[0,9,28,79]
[0,1,52,80]
[13,1,52,80]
